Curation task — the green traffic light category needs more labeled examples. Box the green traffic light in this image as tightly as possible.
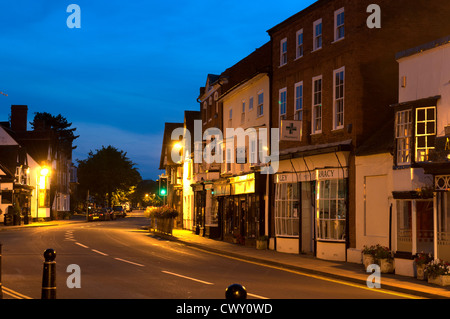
[160,189,167,196]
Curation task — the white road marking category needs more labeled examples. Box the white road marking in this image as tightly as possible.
[114,258,145,267]
[92,249,109,256]
[247,292,269,299]
[75,242,89,249]
[161,270,214,285]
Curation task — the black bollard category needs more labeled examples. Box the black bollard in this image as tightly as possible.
[41,249,56,299]
[225,283,247,300]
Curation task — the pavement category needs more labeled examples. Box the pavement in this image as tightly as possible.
[2,215,450,299]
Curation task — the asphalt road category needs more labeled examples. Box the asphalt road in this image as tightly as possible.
[0,211,410,300]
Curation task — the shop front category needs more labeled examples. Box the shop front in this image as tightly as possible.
[220,173,266,246]
[274,166,348,260]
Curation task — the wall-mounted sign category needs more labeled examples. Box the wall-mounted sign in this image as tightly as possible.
[280,120,302,141]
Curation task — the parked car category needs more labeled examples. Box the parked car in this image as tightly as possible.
[98,208,112,221]
[87,210,101,221]
[112,205,126,218]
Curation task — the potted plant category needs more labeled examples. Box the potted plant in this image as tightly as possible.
[362,245,376,270]
[414,252,433,280]
[425,259,450,286]
[374,245,394,273]
[256,235,268,250]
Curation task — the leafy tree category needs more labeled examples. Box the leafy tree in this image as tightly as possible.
[30,112,79,154]
[77,146,141,207]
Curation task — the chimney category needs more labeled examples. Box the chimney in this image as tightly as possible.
[11,105,28,132]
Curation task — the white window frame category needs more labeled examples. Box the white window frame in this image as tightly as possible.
[333,67,345,130]
[275,182,299,237]
[334,8,345,42]
[249,96,254,111]
[395,109,412,165]
[280,38,288,66]
[279,88,287,127]
[313,19,322,51]
[257,91,264,117]
[294,81,303,121]
[316,179,347,241]
[415,106,436,162]
[312,75,322,134]
[296,29,304,59]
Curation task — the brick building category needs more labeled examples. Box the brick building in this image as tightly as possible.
[267,0,450,261]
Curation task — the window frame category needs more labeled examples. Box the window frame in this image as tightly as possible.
[415,106,436,162]
[316,179,347,241]
[334,8,345,42]
[296,29,304,59]
[280,38,288,66]
[312,75,323,134]
[294,81,303,121]
[279,87,287,127]
[395,109,412,166]
[333,67,345,130]
[257,91,264,117]
[275,182,300,237]
[313,19,323,51]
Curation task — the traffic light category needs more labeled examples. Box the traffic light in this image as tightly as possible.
[159,177,168,196]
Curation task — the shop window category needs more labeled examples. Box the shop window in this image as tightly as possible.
[275,183,299,237]
[316,179,346,241]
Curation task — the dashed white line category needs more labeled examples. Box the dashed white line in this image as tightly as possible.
[75,242,89,249]
[161,271,214,285]
[114,258,145,267]
[91,249,109,256]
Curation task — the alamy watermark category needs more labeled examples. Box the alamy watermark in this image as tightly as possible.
[170,120,279,175]
[66,264,81,288]
[366,264,381,289]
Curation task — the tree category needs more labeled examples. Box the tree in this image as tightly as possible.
[30,112,79,154]
[77,146,141,207]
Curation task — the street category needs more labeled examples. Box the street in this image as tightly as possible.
[1,211,410,300]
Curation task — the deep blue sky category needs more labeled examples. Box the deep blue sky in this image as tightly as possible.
[0,0,315,180]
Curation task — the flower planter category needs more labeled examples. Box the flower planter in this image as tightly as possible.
[378,258,394,273]
[363,254,375,270]
[416,264,426,280]
[427,275,450,286]
[256,239,267,250]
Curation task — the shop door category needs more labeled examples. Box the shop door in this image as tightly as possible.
[239,198,247,242]
[416,200,433,254]
[301,182,315,254]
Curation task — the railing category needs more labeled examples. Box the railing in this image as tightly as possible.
[149,217,175,236]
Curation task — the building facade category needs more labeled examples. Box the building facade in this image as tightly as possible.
[267,0,450,261]
[391,37,450,273]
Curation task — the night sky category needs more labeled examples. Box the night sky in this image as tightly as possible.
[0,1,315,179]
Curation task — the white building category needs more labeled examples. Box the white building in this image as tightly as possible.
[390,36,450,275]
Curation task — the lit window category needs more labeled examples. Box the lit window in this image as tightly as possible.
[334,67,345,129]
[415,106,436,162]
[395,109,412,165]
[312,76,322,133]
[316,179,347,241]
